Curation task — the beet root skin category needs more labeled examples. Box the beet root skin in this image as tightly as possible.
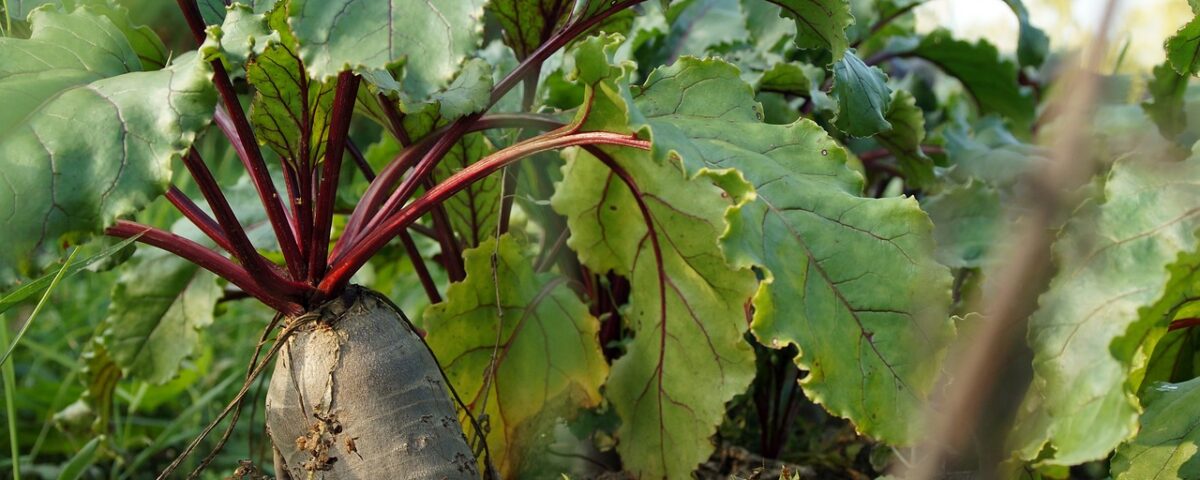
[266,287,478,479]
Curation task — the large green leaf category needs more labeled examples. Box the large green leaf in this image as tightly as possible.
[689,92,952,445]
[903,30,1035,128]
[554,148,757,478]
[832,50,893,137]
[423,234,607,476]
[0,5,215,284]
[1017,152,1200,466]
[572,37,951,444]
[550,36,758,478]
[765,0,852,62]
[287,0,487,99]
[1111,377,1200,479]
[99,243,221,385]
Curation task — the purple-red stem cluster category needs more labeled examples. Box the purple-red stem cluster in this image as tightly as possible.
[106,0,648,316]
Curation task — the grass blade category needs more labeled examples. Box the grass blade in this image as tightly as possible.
[0,247,80,367]
[1,313,19,480]
[0,235,139,316]
[56,436,102,480]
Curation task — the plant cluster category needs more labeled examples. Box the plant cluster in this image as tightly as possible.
[3,0,1200,478]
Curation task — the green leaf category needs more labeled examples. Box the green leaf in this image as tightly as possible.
[765,0,852,62]
[74,342,121,433]
[832,50,893,137]
[553,147,757,478]
[921,180,1001,269]
[288,0,486,99]
[70,0,170,70]
[424,58,493,120]
[424,234,607,476]
[360,57,493,127]
[578,36,950,446]
[99,245,222,385]
[876,89,933,186]
[246,4,334,168]
[1002,0,1049,67]
[487,0,573,59]
[660,0,750,59]
[0,6,216,284]
[1143,61,1190,140]
[200,3,278,70]
[942,118,1042,187]
[1167,15,1200,77]
[741,0,796,52]
[56,435,102,480]
[1017,152,1200,466]
[197,0,275,25]
[429,133,500,247]
[906,30,1035,128]
[1111,378,1200,479]
[1,0,53,24]
[551,36,759,478]
[756,62,816,96]
[392,100,501,248]
[691,99,951,445]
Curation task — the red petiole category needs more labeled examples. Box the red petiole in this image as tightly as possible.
[110,0,648,313]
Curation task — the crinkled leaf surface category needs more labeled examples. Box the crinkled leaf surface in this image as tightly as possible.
[573,37,950,446]
[287,0,486,99]
[764,0,852,62]
[550,37,758,478]
[360,57,493,127]
[0,6,215,284]
[1018,152,1200,466]
[832,50,893,137]
[639,66,954,444]
[201,3,277,70]
[99,245,221,385]
[423,234,607,476]
[1111,378,1200,479]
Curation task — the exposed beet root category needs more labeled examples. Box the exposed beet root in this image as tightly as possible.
[266,287,478,479]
